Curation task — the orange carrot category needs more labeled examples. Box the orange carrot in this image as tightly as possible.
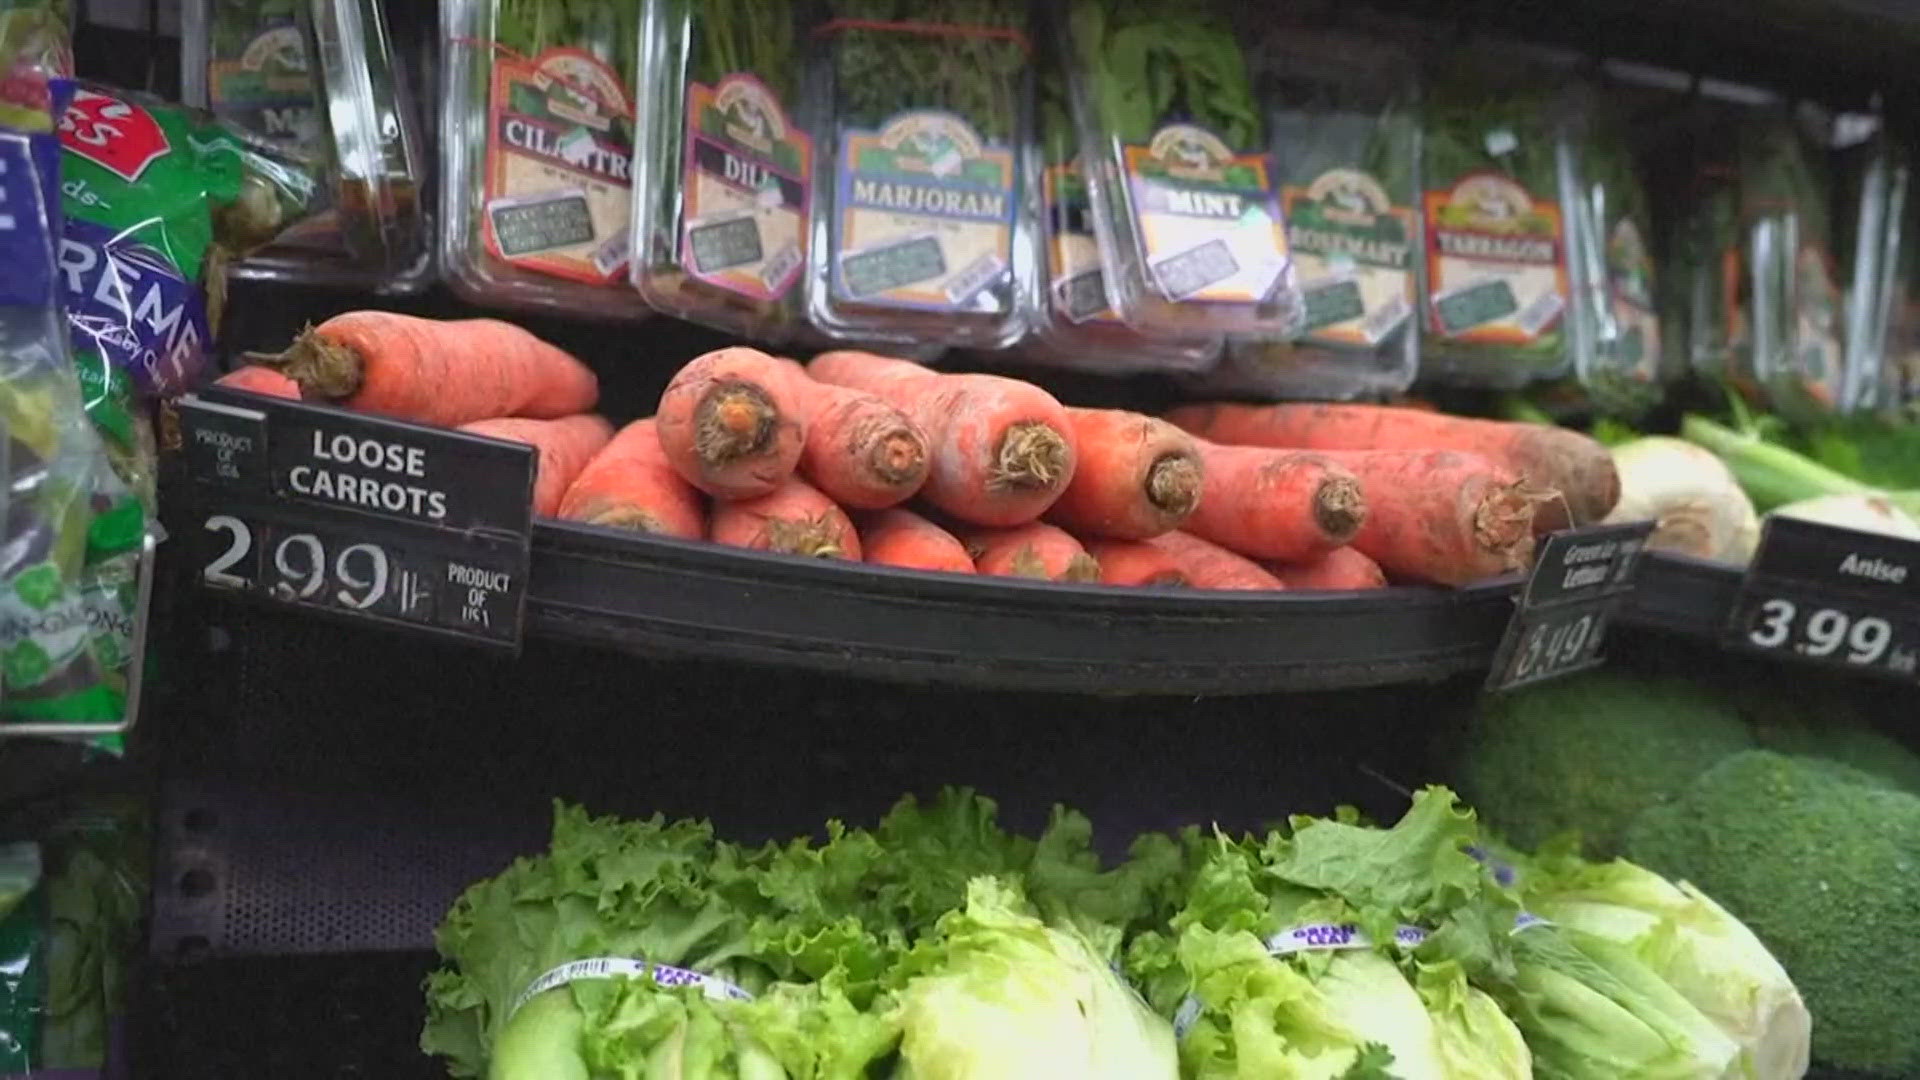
[1148,532,1285,590]
[1165,401,1618,532]
[656,347,807,500]
[1181,440,1366,562]
[1081,538,1188,587]
[1265,547,1387,591]
[458,415,614,518]
[1044,408,1203,540]
[557,419,706,539]
[857,509,975,574]
[956,522,1100,583]
[267,312,598,426]
[708,476,859,559]
[213,365,301,399]
[1317,449,1537,586]
[808,351,1077,526]
[776,358,931,509]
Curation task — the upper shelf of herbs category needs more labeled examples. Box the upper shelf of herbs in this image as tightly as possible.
[143,0,1916,424]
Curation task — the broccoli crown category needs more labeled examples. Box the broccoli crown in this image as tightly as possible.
[1624,750,1920,1077]
[1743,702,1920,796]
[1441,670,1755,858]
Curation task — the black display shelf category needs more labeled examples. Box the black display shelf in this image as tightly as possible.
[528,520,1521,694]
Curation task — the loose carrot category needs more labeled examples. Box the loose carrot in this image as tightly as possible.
[266,312,598,426]
[656,347,807,500]
[1044,408,1203,540]
[807,351,1077,526]
[1181,440,1366,562]
[956,522,1100,583]
[1265,547,1388,592]
[1081,538,1188,587]
[708,476,859,559]
[857,509,975,574]
[213,365,301,399]
[776,358,931,509]
[458,415,614,518]
[1165,401,1618,532]
[557,419,705,539]
[1147,531,1285,590]
[1317,449,1537,586]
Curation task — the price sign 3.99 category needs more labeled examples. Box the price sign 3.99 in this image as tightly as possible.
[1487,520,1655,693]
[1725,517,1920,681]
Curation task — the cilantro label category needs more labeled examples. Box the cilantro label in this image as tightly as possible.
[680,74,810,301]
[1284,169,1415,347]
[1604,218,1661,382]
[1424,172,1568,347]
[833,111,1014,313]
[1124,124,1289,307]
[484,47,634,284]
[1791,244,1843,408]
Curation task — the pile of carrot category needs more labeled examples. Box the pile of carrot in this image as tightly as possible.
[210,313,1608,593]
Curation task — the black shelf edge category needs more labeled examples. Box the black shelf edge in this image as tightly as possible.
[527,521,1520,694]
[1618,551,1743,638]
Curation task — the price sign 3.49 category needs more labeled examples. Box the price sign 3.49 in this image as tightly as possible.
[1487,520,1655,693]
[1726,518,1920,681]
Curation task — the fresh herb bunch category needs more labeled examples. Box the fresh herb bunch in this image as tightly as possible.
[1423,84,1563,201]
[496,0,639,87]
[827,0,1026,142]
[1068,0,1261,151]
[687,0,799,100]
[207,0,297,63]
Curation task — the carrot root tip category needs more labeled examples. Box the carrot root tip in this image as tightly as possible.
[990,422,1071,492]
[273,323,364,401]
[695,381,778,465]
[1064,552,1102,584]
[868,428,928,485]
[761,515,846,559]
[1006,546,1050,579]
[1145,454,1203,517]
[1481,482,1542,569]
[1314,475,1367,543]
[583,506,668,534]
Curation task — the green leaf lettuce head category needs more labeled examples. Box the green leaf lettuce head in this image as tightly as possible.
[1519,845,1809,1080]
[1413,961,1532,1080]
[420,802,768,1079]
[891,876,1178,1080]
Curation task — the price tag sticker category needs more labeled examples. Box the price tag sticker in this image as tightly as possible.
[1723,517,1920,681]
[1487,520,1654,692]
[178,390,536,649]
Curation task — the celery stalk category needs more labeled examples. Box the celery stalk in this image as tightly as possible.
[1681,415,1920,519]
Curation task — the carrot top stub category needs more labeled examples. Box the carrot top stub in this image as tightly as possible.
[695,378,780,464]
[990,421,1073,491]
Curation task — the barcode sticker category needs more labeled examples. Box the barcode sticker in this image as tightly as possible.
[590,226,631,278]
[1516,290,1565,336]
[1058,269,1109,323]
[1153,238,1241,301]
[509,957,752,1020]
[1361,292,1412,344]
[760,242,800,290]
[945,251,1007,306]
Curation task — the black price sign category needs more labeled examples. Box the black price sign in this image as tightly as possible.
[688,215,764,273]
[1434,278,1519,335]
[1723,517,1920,682]
[179,391,536,649]
[840,234,946,298]
[1487,520,1654,692]
[490,191,595,257]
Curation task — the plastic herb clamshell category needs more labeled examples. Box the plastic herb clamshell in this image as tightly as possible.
[1020,25,1219,374]
[804,0,1036,351]
[1062,0,1304,339]
[1418,50,1595,389]
[1204,26,1421,401]
[631,0,815,344]
[439,0,651,319]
